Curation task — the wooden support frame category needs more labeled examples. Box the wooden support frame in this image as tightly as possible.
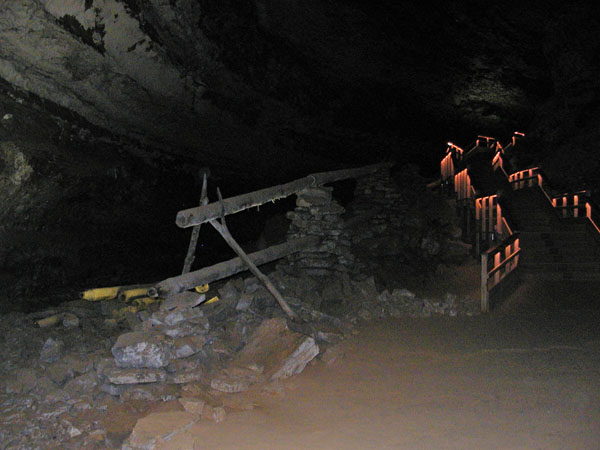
[208,188,298,321]
[175,162,392,228]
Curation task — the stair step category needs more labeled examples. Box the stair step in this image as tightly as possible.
[521,271,600,281]
[520,261,600,272]
[521,251,600,264]
[522,250,600,261]
[519,231,596,242]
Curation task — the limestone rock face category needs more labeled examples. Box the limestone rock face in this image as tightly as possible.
[0,0,207,147]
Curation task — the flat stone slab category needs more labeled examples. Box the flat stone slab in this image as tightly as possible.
[210,376,251,393]
[124,411,199,449]
[232,318,319,380]
[105,367,166,385]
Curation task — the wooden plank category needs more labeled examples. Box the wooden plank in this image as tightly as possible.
[481,252,489,312]
[175,162,391,228]
[148,236,319,298]
[182,173,208,274]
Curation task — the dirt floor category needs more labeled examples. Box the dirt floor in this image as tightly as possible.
[161,302,600,449]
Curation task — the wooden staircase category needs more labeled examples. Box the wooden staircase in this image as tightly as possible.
[440,133,600,310]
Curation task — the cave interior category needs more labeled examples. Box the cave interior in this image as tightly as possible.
[1,1,598,312]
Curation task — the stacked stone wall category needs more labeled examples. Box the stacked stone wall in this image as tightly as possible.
[279,187,356,277]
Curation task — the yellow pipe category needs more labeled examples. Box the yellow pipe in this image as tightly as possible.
[112,305,140,321]
[133,297,159,307]
[81,286,120,301]
[119,288,149,302]
[205,295,219,304]
[195,284,210,293]
[36,314,63,328]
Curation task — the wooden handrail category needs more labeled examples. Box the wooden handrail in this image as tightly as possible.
[480,234,520,312]
[488,247,521,277]
[551,191,600,234]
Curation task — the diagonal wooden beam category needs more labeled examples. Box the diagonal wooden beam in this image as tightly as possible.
[182,173,208,274]
[208,188,298,321]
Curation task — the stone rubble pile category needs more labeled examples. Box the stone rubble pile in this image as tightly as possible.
[0,266,481,449]
[340,284,479,322]
[373,289,481,319]
[279,187,357,277]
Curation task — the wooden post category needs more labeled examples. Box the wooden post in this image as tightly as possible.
[481,252,489,313]
[494,253,501,286]
[182,173,208,274]
[488,197,494,246]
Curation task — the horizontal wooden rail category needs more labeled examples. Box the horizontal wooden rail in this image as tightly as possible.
[176,162,392,228]
[488,248,521,277]
[148,236,319,298]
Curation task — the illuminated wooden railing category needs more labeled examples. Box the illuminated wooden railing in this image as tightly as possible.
[552,191,600,234]
[475,195,513,250]
[476,193,519,312]
[441,132,524,188]
[454,168,476,201]
[476,135,499,150]
[508,167,542,190]
[440,142,465,187]
[491,151,510,178]
[509,169,600,235]
[481,233,520,312]
[439,132,526,313]
[501,131,526,153]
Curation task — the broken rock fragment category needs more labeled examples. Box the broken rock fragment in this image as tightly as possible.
[232,318,319,380]
[111,332,172,368]
[172,335,207,359]
[210,376,251,393]
[161,291,205,311]
[124,411,199,449]
[179,397,205,414]
[40,337,64,363]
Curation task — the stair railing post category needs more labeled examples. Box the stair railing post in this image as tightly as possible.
[481,252,489,312]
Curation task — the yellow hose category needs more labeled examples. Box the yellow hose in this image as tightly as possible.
[119,288,149,302]
[80,286,120,301]
[133,297,159,307]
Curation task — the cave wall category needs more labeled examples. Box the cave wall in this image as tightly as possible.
[3,0,583,167]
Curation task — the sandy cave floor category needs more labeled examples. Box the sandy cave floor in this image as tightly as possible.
[2,259,600,449]
[161,309,600,449]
